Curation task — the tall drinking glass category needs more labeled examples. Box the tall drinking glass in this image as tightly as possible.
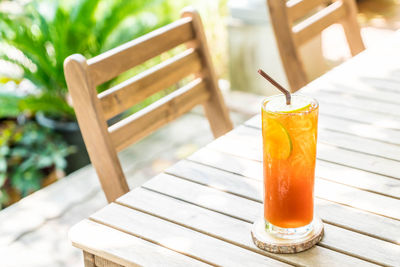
[261,94,319,239]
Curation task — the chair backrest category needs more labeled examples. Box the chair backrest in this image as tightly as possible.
[64,8,233,203]
[267,0,365,92]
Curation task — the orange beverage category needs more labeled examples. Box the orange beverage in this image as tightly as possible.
[262,94,318,236]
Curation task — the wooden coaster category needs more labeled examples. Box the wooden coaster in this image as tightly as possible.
[251,217,324,254]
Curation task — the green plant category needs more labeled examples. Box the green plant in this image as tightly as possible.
[0,120,74,208]
[0,0,177,120]
[0,92,21,118]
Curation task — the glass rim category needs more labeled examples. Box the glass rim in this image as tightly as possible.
[261,93,319,116]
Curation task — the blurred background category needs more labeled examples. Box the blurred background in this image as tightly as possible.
[0,0,399,266]
[0,0,232,209]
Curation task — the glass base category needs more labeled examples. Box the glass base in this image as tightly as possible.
[265,220,313,240]
[251,217,324,253]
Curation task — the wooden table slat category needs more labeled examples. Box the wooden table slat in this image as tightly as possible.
[188,148,400,220]
[319,117,400,146]
[310,80,400,105]
[315,161,400,200]
[246,115,400,146]
[141,174,399,266]
[212,124,400,180]
[90,203,290,267]
[318,130,400,161]
[69,219,210,267]
[351,76,400,94]
[318,100,400,130]
[166,160,400,245]
[116,187,379,267]
[313,90,400,117]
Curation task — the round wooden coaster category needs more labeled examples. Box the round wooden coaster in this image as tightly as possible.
[251,217,324,254]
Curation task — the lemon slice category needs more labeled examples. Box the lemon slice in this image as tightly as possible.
[265,95,311,113]
[281,103,311,113]
[264,119,292,160]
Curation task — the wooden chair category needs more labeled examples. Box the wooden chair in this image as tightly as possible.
[64,8,233,203]
[267,0,365,92]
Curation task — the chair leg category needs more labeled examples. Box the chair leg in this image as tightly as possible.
[83,251,125,267]
[83,251,95,267]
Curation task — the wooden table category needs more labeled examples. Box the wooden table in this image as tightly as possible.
[69,34,400,267]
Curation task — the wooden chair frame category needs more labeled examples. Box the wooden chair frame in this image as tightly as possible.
[64,8,233,202]
[267,0,365,92]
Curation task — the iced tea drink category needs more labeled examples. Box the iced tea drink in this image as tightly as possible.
[262,94,318,238]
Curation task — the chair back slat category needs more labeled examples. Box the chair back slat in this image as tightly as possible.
[287,0,326,22]
[267,0,365,92]
[64,8,233,202]
[109,78,210,152]
[293,1,346,46]
[88,17,195,86]
[99,48,202,120]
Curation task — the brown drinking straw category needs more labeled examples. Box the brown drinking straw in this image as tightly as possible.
[258,69,291,105]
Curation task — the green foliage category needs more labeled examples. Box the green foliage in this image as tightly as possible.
[0,93,21,118]
[0,120,74,208]
[20,93,75,119]
[0,0,177,120]
[0,90,75,120]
